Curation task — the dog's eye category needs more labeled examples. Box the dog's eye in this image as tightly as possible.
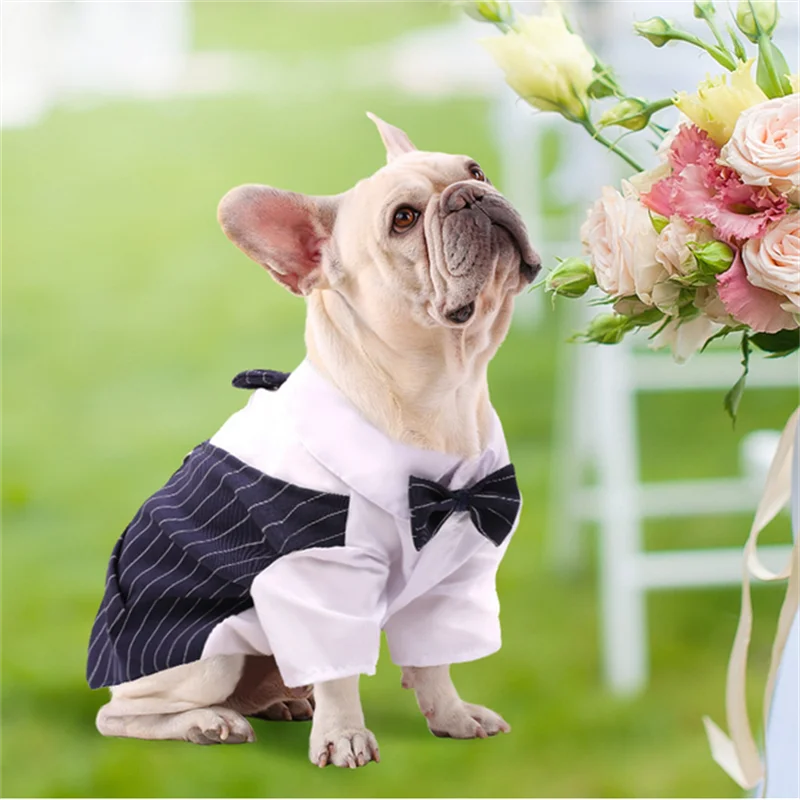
[392,207,420,233]
[470,165,486,182]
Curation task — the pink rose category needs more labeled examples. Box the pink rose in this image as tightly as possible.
[580,186,665,303]
[742,211,800,316]
[720,95,800,203]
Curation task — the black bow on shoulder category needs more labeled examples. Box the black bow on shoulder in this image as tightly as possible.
[408,464,521,551]
[232,370,291,391]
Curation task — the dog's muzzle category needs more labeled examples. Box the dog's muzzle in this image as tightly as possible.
[440,182,541,283]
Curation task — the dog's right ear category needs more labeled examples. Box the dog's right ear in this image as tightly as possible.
[367,112,417,163]
[217,185,338,296]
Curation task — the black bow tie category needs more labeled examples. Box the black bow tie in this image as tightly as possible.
[408,464,521,551]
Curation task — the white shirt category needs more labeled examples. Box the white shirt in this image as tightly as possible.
[201,360,519,688]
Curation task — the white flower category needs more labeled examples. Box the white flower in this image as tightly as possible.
[654,217,714,277]
[650,315,722,363]
[481,10,595,119]
[720,95,800,203]
[742,211,800,317]
[580,186,666,303]
[694,286,738,325]
[650,282,683,315]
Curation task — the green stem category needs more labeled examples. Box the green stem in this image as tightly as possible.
[581,119,644,172]
[668,30,738,70]
[756,31,790,96]
[645,97,676,114]
[702,10,732,54]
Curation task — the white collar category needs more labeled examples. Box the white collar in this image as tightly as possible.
[279,360,510,520]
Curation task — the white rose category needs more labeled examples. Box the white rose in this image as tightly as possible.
[720,95,800,202]
[654,217,714,277]
[650,315,722,363]
[742,211,800,317]
[694,286,738,325]
[580,186,666,303]
[481,11,595,119]
[651,282,683,315]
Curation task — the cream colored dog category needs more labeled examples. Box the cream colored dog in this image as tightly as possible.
[94,115,539,768]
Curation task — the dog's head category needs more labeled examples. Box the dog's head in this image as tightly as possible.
[218,115,539,347]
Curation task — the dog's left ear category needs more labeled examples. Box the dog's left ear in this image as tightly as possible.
[367,112,417,163]
[218,185,338,296]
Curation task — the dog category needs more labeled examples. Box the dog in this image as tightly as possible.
[87,114,540,769]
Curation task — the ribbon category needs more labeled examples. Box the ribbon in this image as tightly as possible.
[704,407,800,795]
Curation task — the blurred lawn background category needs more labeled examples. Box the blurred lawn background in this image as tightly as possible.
[2,2,798,798]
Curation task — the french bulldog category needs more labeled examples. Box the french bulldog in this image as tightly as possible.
[90,115,539,768]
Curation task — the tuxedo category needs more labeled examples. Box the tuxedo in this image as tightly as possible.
[87,361,521,690]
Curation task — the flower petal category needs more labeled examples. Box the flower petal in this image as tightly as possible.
[716,252,799,333]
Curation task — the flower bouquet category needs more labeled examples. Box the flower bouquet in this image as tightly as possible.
[467,0,798,421]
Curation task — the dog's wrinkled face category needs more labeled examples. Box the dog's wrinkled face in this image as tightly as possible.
[218,115,540,347]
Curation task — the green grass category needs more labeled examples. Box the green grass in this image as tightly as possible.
[2,3,798,797]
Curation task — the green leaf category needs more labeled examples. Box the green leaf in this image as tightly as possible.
[724,372,748,425]
[750,329,800,353]
[587,75,617,99]
[700,325,740,352]
[756,37,792,97]
[727,22,749,61]
[723,333,751,425]
[649,212,670,234]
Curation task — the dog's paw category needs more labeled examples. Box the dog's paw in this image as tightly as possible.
[426,701,510,739]
[183,706,256,745]
[258,698,314,722]
[309,726,380,768]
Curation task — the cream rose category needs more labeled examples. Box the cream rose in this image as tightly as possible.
[650,315,722,363]
[694,286,738,325]
[720,95,800,202]
[580,186,665,303]
[654,217,714,277]
[626,162,671,197]
[742,211,800,317]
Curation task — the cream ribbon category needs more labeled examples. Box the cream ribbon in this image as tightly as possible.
[704,407,800,795]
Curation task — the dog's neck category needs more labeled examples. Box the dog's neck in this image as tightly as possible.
[304,291,497,458]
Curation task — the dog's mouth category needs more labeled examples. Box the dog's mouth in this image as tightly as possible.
[445,302,476,325]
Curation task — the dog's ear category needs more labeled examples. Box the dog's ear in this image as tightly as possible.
[217,185,337,296]
[367,112,417,163]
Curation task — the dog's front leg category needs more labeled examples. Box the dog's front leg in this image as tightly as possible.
[308,676,380,768]
[401,665,510,739]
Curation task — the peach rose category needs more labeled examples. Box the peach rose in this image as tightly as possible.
[655,217,714,277]
[580,186,665,303]
[742,211,800,317]
[720,95,800,202]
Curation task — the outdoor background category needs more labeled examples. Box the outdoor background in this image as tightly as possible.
[2,2,798,798]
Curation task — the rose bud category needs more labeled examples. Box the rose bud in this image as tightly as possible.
[545,257,597,298]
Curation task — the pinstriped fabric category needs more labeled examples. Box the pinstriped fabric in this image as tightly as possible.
[408,464,520,551]
[86,441,349,689]
[230,369,290,391]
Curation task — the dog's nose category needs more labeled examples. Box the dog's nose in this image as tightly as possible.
[442,182,486,213]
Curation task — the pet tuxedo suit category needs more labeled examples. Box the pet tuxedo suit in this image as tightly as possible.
[87,360,522,691]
